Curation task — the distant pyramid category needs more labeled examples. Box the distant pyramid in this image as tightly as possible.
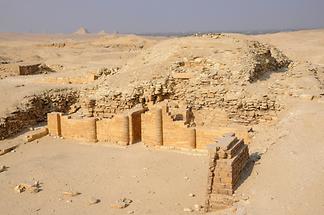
[74,27,89,35]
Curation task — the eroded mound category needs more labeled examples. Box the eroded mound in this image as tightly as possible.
[78,35,292,124]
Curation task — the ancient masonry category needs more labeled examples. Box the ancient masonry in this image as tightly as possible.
[0,89,79,140]
[48,103,251,211]
[47,102,249,150]
[205,133,249,211]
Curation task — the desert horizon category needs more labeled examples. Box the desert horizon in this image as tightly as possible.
[1,1,324,215]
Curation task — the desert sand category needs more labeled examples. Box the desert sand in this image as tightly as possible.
[0,29,324,215]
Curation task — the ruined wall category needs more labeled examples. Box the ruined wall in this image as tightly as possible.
[0,89,79,139]
[196,128,250,150]
[47,108,145,145]
[162,111,196,149]
[141,108,163,146]
[141,105,250,150]
[38,73,98,85]
[205,134,249,211]
[60,116,97,142]
[19,64,41,75]
[47,112,62,136]
[97,115,129,145]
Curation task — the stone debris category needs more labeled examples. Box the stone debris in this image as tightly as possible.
[14,181,41,193]
[0,145,18,156]
[62,191,81,197]
[0,165,8,173]
[188,193,195,197]
[0,88,79,139]
[111,198,133,209]
[193,204,203,211]
[183,207,193,212]
[88,197,100,205]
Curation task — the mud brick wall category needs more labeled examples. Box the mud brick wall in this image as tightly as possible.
[205,134,249,212]
[96,115,129,145]
[162,111,196,149]
[47,112,62,136]
[141,108,163,146]
[60,116,97,142]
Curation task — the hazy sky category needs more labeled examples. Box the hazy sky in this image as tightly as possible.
[0,0,323,34]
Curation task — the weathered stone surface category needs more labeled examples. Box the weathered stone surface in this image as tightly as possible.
[205,134,249,212]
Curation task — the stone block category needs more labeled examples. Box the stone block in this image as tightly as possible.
[26,127,48,142]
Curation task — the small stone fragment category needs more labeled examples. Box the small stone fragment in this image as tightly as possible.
[111,198,133,209]
[188,193,195,197]
[193,204,202,211]
[0,165,7,173]
[63,191,81,197]
[14,181,41,193]
[183,208,193,212]
[88,197,100,205]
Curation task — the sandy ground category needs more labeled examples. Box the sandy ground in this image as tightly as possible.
[0,138,207,215]
[234,99,324,215]
[1,29,324,215]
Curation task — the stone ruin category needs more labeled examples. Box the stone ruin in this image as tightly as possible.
[205,133,249,212]
[46,101,250,150]
[44,101,251,211]
[0,89,79,140]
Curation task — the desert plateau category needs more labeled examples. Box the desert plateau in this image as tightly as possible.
[0,27,324,215]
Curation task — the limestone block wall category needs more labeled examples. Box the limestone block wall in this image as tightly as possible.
[162,112,196,149]
[141,105,250,150]
[141,108,163,146]
[26,127,49,142]
[47,109,143,145]
[205,134,249,212]
[47,112,62,136]
[97,115,129,145]
[60,116,97,142]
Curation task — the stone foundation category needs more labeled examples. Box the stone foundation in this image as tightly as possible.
[205,133,249,211]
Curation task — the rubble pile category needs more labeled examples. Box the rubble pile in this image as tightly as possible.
[60,36,292,124]
[0,89,79,139]
[241,41,291,82]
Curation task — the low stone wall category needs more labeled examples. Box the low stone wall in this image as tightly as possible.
[61,116,97,142]
[97,115,129,145]
[205,133,249,211]
[162,111,196,149]
[196,127,250,150]
[37,73,98,85]
[0,89,79,139]
[141,104,249,150]
[48,108,144,145]
[141,108,163,147]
